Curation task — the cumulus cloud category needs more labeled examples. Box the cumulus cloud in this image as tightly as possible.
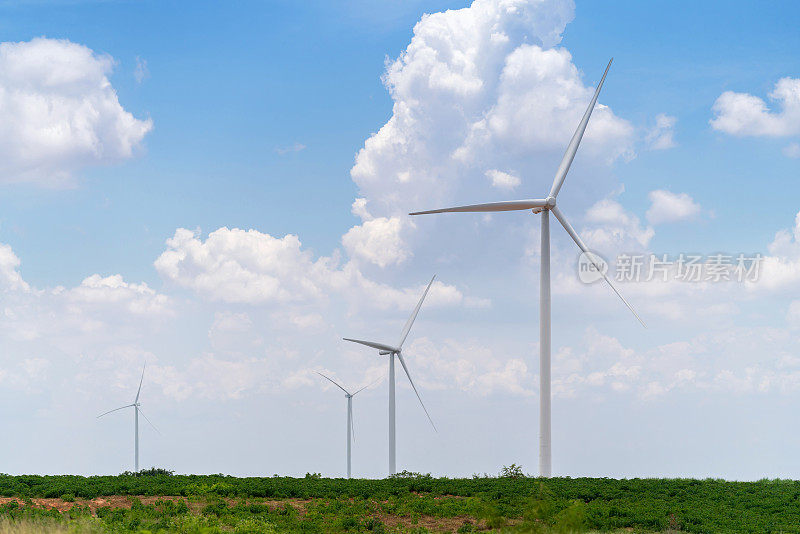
[0,37,152,186]
[0,243,30,291]
[546,324,800,400]
[645,113,677,150]
[0,242,171,348]
[710,77,800,137]
[485,169,521,190]
[407,337,534,396]
[583,197,654,251]
[646,190,701,224]
[64,274,170,315]
[350,0,633,219]
[342,217,411,267]
[154,227,480,309]
[757,210,800,291]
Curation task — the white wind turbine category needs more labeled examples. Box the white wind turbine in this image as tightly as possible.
[316,372,380,479]
[343,275,437,475]
[409,59,645,477]
[97,363,160,472]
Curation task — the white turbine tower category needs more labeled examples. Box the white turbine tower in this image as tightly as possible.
[409,59,645,477]
[343,275,437,475]
[316,372,379,478]
[97,363,159,472]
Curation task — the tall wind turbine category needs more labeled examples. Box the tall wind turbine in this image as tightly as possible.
[343,275,437,475]
[97,363,159,472]
[316,372,379,478]
[409,59,645,477]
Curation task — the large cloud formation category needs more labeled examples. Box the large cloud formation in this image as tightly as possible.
[350,0,633,221]
[154,227,479,310]
[711,77,800,138]
[0,38,152,186]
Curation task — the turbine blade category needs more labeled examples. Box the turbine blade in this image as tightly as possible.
[410,199,548,216]
[97,404,134,418]
[396,353,436,432]
[548,58,613,199]
[352,375,383,396]
[134,363,146,403]
[137,407,161,435]
[397,275,436,349]
[315,371,350,395]
[551,205,646,328]
[342,338,399,353]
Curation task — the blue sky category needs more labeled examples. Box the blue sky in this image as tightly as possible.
[0,0,799,479]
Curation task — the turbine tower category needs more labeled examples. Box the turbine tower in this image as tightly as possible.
[315,372,379,478]
[409,59,644,477]
[97,363,159,472]
[343,275,437,475]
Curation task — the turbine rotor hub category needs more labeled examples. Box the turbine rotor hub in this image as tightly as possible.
[545,196,556,208]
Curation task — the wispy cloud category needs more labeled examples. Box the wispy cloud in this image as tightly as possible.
[275,142,306,155]
[134,56,149,84]
[645,113,677,150]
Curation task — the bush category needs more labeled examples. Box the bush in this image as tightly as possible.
[500,464,525,478]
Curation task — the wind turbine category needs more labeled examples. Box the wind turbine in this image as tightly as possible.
[97,363,159,472]
[343,275,437,475]
[409,59,645,477]
[315,372,379,478]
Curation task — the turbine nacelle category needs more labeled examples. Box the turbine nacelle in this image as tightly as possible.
[378,350,394,355]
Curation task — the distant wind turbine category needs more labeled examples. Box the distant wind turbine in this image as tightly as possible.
[409,59,645,477]
[97,363,159,472]
[316,372,380,478]
[344,275,437,475]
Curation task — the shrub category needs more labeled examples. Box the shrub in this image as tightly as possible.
[499,464,525,479]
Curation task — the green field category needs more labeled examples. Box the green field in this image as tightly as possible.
[0,470,797,533]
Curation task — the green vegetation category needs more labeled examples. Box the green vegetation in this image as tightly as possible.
[0,470,798,532]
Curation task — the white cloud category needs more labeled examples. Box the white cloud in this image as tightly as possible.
[275,142,306,155]
[0,243,30,291]
[406,337,533,396]
[756,210,800,291]
[485,169,521,190]
[583,197,654,251]
[342,217,411,267]
[134,56,149,84]
[350,0,633,218]
[154,226,479,310]
[64,274,170,315]
[0,242,171,349]
[351,197,372,221]
[0,38,152,186]
[710,77,800,137]
[645,113,677,150]
[646,190,701,224]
